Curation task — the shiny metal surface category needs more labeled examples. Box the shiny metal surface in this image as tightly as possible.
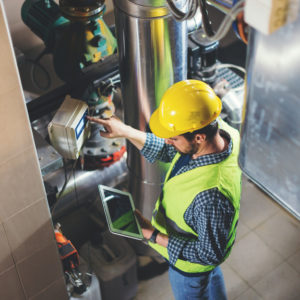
[221,89,244,130]
[186,7,202,33]
[114,0,169,18]
[59,0,105,19]
[207,0,231,14]
[128,0,165,6]
[33,129,63,176]
[113,0,187,218]
[46,156,128,219]
[240,19,300,220]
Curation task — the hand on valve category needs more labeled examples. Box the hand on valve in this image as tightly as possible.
[87,115,128,139]
[87,115,147,151]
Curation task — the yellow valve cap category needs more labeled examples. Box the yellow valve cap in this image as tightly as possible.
[149,80,222,138]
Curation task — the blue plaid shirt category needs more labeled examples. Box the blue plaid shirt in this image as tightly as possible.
[141,129,235,267]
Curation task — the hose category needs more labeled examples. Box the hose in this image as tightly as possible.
[166,0,245,43]
[166,0,199,21]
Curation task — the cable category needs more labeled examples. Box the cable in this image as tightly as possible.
[166,0,199,21]
[216,63,246,74]
[51,158,79,216]
[210,0,233,8]
[25,48,52,91]
[204,0,245,42]
[236,11,248,44]
[167,0,245,43]
[166,0,189,20]
[99,74,121,95]
[199,0,214,37]
[73,158,80,212]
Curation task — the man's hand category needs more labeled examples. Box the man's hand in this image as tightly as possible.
[134,209,155,240]
[87,116,128,139]
[87,115,147,150]
[135,210,169,247]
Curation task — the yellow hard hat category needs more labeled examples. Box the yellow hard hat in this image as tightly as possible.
[149,80,222,138]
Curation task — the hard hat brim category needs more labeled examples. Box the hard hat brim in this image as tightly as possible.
[149,108,176,139]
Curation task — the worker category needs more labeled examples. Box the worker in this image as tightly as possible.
[88,80,241,300]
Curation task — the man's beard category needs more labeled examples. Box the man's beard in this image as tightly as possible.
[176,142,198,156]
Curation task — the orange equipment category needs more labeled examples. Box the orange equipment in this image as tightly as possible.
[55,224,79,272]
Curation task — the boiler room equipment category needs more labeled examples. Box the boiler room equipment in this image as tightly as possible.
[113,0,188,218]
[48,95,91,160]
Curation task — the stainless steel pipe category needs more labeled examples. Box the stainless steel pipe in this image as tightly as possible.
[113,0,187,218]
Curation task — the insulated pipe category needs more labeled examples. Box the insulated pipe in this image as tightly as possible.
[113,0,187,218]
[45,156,128,220]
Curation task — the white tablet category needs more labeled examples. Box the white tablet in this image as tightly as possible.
[98,185,144,240]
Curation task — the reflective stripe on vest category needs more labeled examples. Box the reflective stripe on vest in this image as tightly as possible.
[149,119,242,273]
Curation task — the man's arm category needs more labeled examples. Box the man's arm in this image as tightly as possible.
[88,116,177,163]
[87,116,146,150]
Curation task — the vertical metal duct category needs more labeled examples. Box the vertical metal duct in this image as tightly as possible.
[113,0,187,218]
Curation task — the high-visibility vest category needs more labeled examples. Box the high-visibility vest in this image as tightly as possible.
[149,119,242,273]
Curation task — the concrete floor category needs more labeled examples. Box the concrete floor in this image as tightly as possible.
[134,176,300,300]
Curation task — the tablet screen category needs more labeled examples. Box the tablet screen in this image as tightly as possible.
[98,185,144,240]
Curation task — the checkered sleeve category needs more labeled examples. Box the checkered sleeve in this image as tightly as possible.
[140,132,177,163]
[167,234,189,266]
[167,188,235,266]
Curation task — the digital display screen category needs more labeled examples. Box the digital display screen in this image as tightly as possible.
[104,190,140,235]
[75,109,88,139]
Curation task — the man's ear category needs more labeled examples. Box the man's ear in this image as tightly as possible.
[195,134,206,143]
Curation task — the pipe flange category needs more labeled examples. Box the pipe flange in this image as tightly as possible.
[59,0,105,20]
